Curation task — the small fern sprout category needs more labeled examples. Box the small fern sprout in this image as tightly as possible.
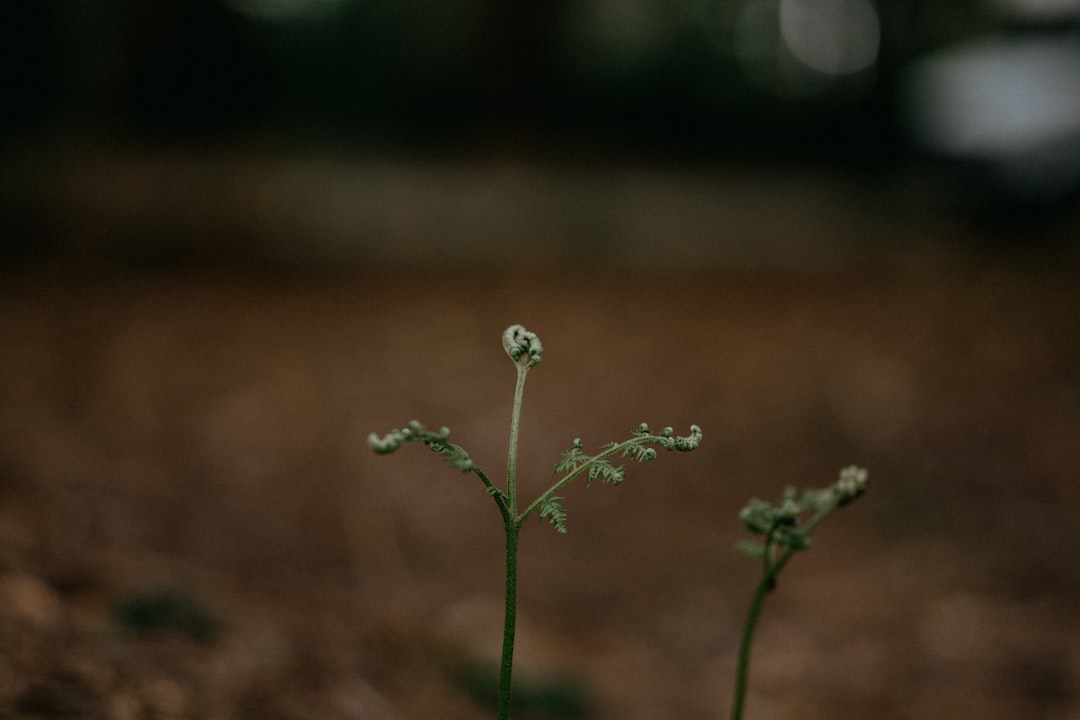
[369,325,700,720]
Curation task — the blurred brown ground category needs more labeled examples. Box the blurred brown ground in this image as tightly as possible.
[1,147,1079,719]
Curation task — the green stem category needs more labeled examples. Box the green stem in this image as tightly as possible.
[498,361,530,720]
[730,542,791,720]
[506,364,529,513]
[499,519,521,720]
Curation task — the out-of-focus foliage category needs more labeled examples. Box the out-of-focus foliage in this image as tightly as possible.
[0,0,996,161]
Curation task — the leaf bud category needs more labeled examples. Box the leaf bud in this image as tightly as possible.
[502,325,543,368]
[834,465,869,505]
[368,430,403,454]
[672,425,703,451]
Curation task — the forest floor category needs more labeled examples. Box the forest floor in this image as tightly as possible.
[1,154,1079,720]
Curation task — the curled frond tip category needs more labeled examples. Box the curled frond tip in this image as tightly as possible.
[368,430,404,454]
[834,465,869,505]
[368,421,475,472]
[655,424,703,452]
[502,324,543,368]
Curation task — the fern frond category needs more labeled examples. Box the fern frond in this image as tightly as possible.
[553,439,587,475]
[538,496,568,534]
[368,421,477,473]
[552,424,703,491]
[622,444,657,462]
[586,459,625,486]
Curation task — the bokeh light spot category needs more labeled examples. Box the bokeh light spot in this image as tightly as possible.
[778,0,880,76]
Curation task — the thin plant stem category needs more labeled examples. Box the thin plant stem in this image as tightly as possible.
[498,361,530,720]
[506,363,529,513]
[730,542,793,720]
[498,519,520,720]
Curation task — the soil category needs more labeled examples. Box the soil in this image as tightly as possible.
[1,161,1079,719]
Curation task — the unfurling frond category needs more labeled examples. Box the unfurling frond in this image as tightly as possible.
[737,466,868,554]
[587,460,625,486]
[834,465,869,506]
[554,424,703,487]
[658,424,704,452]
[538,496,568,534]
[622,444,657,463]
[502,324,543,368]
[528,424,703,534]
[368,420,476,472]
[554,439,587,475]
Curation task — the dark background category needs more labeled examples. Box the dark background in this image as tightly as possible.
[1,2,1079,719]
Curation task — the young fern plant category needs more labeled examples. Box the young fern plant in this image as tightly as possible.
[730,466,869,720]
[368,325,702,720]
